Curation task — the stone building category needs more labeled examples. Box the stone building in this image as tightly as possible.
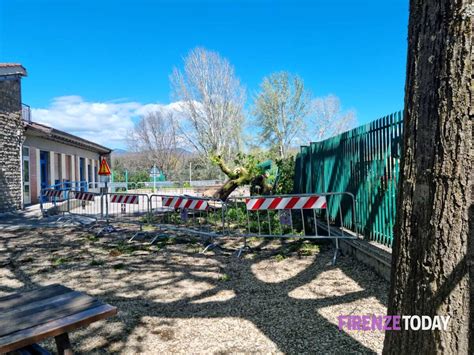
[0,63,111,212]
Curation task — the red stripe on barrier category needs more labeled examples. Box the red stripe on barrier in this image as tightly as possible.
[195,200,203,210]
[285,197,300,209]
[321,202,327,209]
[175,197,183,208]
[184,199,193,209]
[268,197,282,210]
[250,198,265,211]
[110,194,139,204]
[302,196,318,209]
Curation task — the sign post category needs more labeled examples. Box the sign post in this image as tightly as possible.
[150,165,161,193]
[98,158,112,221]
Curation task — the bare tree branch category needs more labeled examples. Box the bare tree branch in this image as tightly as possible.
[170,47,246,160]
[128,111,184,179]
[306,95,356,142]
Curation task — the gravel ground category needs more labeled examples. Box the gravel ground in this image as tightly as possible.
[0,224,389,354]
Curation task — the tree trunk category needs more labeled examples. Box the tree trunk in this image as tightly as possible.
[383,1,473,354]
[211,155,273,200]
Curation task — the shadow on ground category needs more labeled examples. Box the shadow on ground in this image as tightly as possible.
[0,225,389,354]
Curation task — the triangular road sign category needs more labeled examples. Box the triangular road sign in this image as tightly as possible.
[98,158,111,176]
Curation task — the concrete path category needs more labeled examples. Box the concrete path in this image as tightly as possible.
[0,205,95,231]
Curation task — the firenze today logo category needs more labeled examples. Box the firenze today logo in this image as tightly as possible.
[338,315,450,331]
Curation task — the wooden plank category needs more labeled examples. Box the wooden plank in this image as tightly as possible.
[0,304,117,353]
[0,291,83,319]
[0,295,102,337]
[0,284,70,312]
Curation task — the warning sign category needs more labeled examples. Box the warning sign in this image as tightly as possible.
[98,158,111,176]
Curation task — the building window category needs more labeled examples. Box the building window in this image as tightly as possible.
[22,146,31,205]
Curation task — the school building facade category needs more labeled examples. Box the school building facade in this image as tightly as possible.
[0,63,111,212]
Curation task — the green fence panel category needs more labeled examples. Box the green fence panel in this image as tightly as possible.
[294,111,403,247]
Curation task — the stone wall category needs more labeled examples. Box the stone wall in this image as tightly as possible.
[0,77,23,212]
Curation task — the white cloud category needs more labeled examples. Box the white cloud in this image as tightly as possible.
[31,96,185,150]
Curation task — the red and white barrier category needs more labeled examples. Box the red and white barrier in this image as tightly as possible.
[245,195,327,211]
[162,196,209,211]
[43,189,62,198]
[72,191,95,201]
[110,194,139,204]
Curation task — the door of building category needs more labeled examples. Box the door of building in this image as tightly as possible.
[22,146,31,205]
[39,151,49,190]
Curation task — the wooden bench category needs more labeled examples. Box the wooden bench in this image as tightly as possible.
[0,284,117,354]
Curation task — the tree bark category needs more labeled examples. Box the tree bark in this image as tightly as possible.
[383,1,473,354]
[211,155,273,200]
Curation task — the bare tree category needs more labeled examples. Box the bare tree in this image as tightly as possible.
[253,72,310,159]
[170,47,246,160]
[128,111,183,179]
[307,95,356,142]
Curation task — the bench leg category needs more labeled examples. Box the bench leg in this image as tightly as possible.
[55,333,73,355]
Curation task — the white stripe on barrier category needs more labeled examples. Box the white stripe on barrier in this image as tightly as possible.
[245,195,327,210]
[162,197,209,211]
[44,189,62,198]
[73,192,95,201]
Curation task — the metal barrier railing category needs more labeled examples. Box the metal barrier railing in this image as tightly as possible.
[38,189,359,263]
[67,190,103,220]
[146,194,226,248]
[104,192,151,224]
[225,192,359,262]
[39,189,66,215]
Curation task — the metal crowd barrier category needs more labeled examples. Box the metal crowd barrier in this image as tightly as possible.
[67,190,103,220]
[104,192,151,232]
[38,188,359,263]
[146,194,226,248]
[225,192,359,263]
[39,189,66,215]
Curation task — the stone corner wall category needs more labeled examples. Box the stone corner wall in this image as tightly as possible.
[0,77,23,212]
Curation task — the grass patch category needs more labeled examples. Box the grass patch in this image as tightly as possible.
[298,242,320,256]
[141,224,155,232]
[247,237,261,244]
[281,240,320,256]
[219,274,231,282]
[274,254,286,262]
[90,259,105,266]
[113,263,125,270]
[108,241,152,256]
[51,257,68,266]
[186,242,201,253]
[84,234,99,242]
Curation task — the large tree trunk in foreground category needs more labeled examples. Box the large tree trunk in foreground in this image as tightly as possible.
[383,1,473,354]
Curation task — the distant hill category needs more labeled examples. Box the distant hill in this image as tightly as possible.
[111,148,194,158]
[111,148,128,156]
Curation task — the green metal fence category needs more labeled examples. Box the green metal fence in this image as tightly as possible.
[294,111,403,247]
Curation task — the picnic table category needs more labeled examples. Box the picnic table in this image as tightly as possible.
[0,284,117,354]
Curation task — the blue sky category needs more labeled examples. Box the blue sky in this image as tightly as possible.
[0,0,408,148]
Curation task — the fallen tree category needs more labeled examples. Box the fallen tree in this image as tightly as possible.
[210,154,273,201]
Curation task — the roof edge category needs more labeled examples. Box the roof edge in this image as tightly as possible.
[25,121,112,154]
